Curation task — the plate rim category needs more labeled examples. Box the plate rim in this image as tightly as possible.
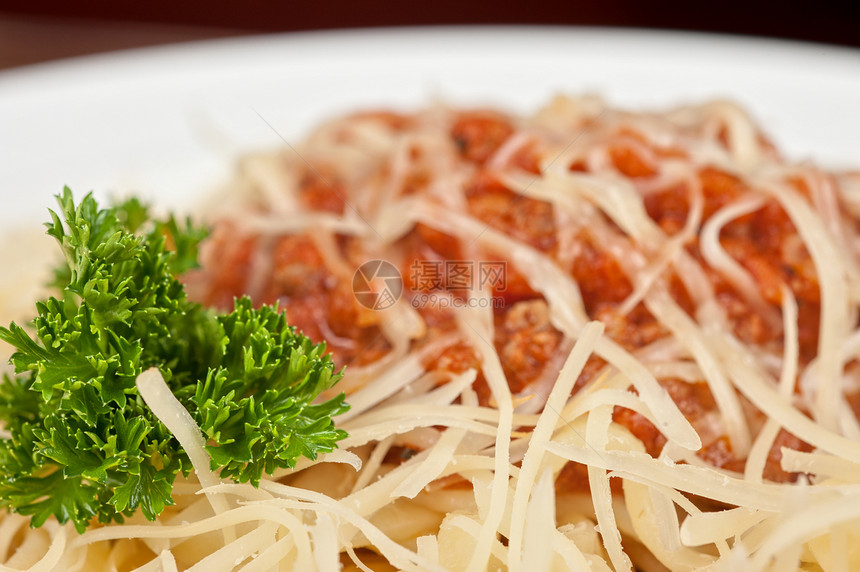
[2,24,859,87]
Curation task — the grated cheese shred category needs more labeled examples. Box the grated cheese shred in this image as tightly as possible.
[2,95,860,571]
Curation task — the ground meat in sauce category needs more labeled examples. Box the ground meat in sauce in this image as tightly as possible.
[451,112,515,165]
[188,109,834,492]
[465,172,557,252]
[495,299,563,394]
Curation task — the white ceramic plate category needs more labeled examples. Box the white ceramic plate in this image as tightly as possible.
[1,26,860,229]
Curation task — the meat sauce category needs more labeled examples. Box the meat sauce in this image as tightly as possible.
[190,110,825,493]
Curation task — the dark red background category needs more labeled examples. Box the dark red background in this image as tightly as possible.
[1,0,859,70]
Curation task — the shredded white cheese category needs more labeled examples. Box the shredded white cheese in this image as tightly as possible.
[6,96,860,572]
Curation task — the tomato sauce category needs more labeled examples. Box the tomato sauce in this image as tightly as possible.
[191,111,829,491]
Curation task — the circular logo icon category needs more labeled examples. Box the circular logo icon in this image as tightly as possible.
[352,259,403,310]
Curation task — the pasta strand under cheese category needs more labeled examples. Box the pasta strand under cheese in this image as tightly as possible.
[2,95,860,571]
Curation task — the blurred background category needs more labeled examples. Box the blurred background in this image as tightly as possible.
[1,0,859,70]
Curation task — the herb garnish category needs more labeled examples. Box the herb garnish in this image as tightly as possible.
[0,188,348,532]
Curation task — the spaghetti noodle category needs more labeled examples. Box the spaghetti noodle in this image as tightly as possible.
[3,95,860,571]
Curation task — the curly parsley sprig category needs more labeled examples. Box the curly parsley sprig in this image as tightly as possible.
[0,188,349,532]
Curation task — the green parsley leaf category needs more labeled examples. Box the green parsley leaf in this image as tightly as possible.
[0,188,349,532]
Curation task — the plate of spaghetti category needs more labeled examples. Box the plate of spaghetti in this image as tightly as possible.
[1,26,860,572]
